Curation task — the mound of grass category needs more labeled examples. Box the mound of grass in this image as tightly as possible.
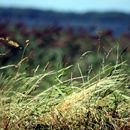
[0,62,130,130]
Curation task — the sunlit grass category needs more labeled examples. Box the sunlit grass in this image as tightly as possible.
[0,61,130,130]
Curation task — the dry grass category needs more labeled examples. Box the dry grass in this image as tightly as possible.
[0,62,130,130]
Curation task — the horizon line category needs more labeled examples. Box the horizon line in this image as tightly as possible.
[0,6,130,14]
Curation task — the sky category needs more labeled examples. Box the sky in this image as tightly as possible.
[0,0,130,13]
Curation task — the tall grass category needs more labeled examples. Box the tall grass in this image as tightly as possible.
[0,60,130,130]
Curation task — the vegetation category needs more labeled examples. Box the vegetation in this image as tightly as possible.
[0,22,130,68]
[0,21,130,129]
[0,54,130,129]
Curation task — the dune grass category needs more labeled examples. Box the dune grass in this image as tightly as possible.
[0,61,130,130]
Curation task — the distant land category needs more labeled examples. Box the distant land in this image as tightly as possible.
[0,7,130,37]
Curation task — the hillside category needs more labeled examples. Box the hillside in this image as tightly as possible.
[0,7,130,36]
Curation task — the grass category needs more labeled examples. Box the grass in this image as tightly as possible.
[0,60,130,130]
[0,39,130,129]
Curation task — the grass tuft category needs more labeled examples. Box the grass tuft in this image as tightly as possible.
[0,62,130,129]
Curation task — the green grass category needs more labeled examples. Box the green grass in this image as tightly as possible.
[0,61,130,130]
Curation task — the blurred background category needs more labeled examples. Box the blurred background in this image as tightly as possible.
[0,0,130,73]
